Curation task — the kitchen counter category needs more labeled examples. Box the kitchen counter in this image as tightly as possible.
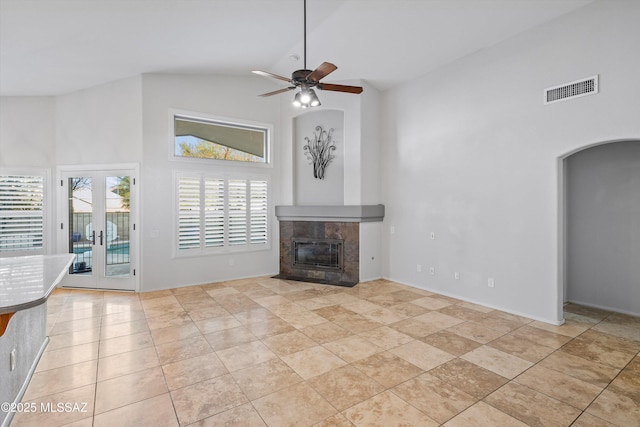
[0,254,75,315]
[0,253,74,427]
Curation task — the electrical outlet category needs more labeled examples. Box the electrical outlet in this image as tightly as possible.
[454,272,460,280]
[390,226,395,235]
[488,277,495,288]
[429,267,435,275]
[10,349,16,371]
[430,232,436,240]
[417,264,422,273]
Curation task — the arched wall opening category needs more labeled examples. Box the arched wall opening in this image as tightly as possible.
[560,139,640,317]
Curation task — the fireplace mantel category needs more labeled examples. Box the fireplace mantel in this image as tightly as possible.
[275,205,385,223]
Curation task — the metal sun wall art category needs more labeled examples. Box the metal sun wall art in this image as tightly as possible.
[303,125,336,180]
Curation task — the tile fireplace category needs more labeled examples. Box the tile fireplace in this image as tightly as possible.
[275,205,385,287]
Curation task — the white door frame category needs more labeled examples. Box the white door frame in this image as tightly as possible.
[56,163,139,292]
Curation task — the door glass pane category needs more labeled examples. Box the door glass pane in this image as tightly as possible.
[105,176,130,278]
[68,177,93,275]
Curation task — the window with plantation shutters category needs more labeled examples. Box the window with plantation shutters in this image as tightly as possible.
[177,177,201,250]
[250,180,268,244]
[204,179,225,248]
[0,174,45,253]
[228,180,247,246]
[176,173,269,255]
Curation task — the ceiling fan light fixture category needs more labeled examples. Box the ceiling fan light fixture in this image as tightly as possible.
[309,89,321,107]
[293,87,321,108]
[292,92,302,107]
[300,88,311,104]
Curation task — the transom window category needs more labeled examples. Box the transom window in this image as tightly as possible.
[174,115,269,164]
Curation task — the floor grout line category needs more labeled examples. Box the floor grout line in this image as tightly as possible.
[13,280,639,426]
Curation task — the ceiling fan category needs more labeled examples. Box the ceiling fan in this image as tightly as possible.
[252,0,363,108]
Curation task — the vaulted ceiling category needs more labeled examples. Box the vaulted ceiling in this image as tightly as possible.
[0,0,594,96]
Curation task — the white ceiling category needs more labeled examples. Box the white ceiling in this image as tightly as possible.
[0,0,595,96]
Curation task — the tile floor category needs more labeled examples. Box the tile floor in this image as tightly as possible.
[10,277,640,427]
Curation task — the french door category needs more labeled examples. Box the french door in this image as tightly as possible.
[58,167,137,291]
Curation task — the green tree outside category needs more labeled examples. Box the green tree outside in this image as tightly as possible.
[179,139,261,162]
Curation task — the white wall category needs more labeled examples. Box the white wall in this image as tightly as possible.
[0,97,56,168]
[359,81,382,205]
[140,73,282,291]
[380,0,640,323]
[294,109,344,205]
[55,76,143,165]
[565,140,640,316]
[360,222,382,282]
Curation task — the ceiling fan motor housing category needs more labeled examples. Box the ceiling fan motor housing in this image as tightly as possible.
[292,69,314,85]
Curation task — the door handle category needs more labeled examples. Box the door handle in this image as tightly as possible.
[91,230,96,245]
[99,230,104,246]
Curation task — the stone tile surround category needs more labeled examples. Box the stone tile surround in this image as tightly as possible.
[277,221,359,286]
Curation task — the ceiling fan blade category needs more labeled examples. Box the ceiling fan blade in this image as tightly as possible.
[258,87,295,97]
[306,62,337,82]
[317,83,363,94]
[252,70,292,83]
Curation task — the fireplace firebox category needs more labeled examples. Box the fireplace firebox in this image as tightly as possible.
[293,238,343,271]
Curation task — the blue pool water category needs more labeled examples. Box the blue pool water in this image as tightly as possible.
[73,243,129,255]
